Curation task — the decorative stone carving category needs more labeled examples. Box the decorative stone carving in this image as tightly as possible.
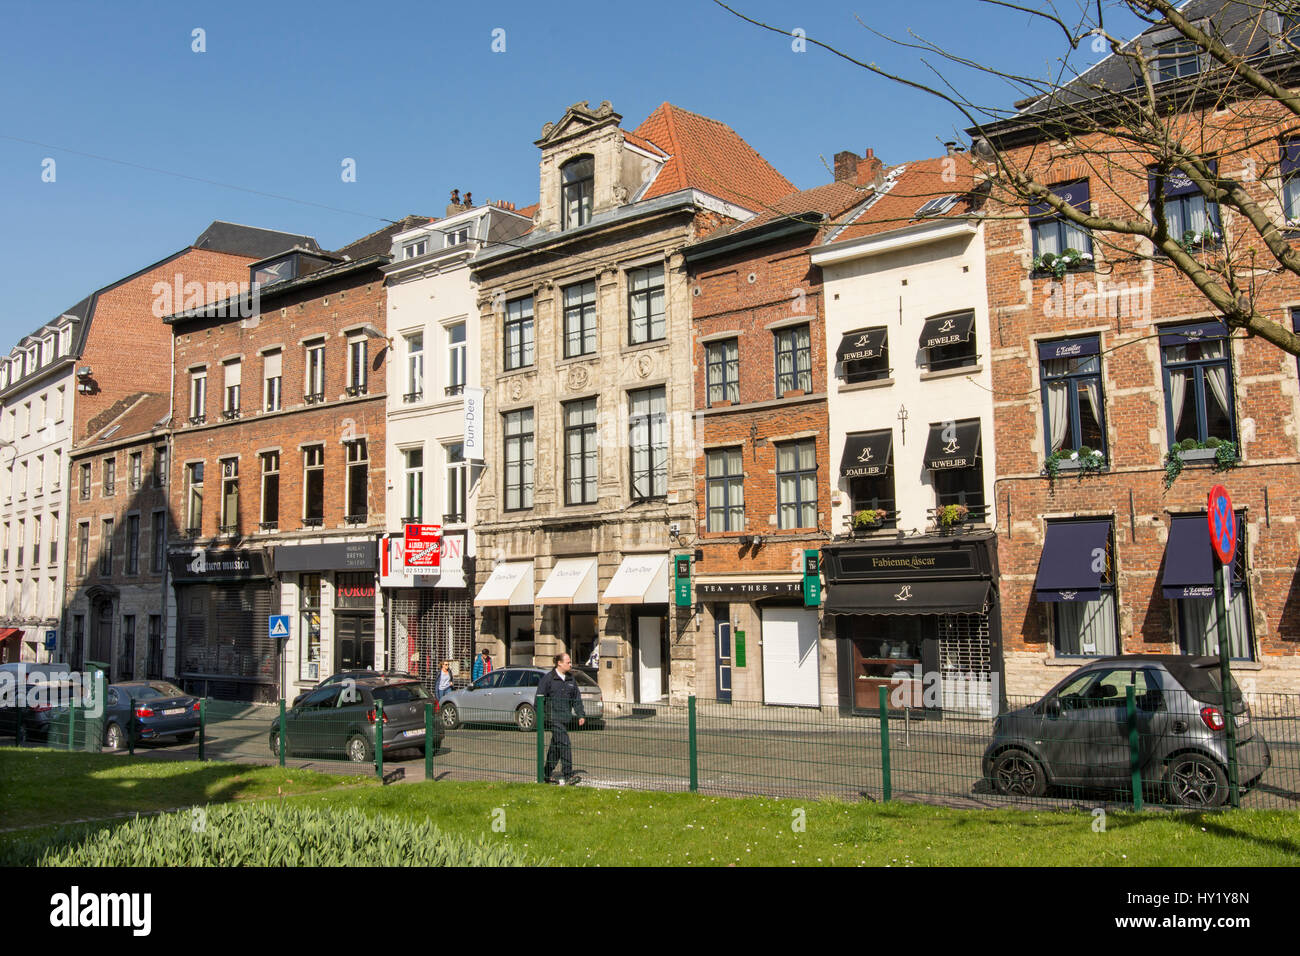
[635,353,653,379]
[508,378,524,402]
[566,364,591,391]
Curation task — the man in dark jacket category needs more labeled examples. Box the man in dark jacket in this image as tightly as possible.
[537,653,585,784]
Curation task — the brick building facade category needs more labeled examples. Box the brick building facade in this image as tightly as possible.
[978,6,1300,695]
[163,220,424,701]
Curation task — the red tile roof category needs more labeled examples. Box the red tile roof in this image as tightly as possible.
[632,103,794,211]
[78,392,170,450]
[824,154,979,246]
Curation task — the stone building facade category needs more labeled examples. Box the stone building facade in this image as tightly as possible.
[469,101,793,706]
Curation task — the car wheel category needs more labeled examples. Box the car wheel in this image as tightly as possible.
[176,732,196,743]
[269,731,281,757]
[991,748,1047,797]
[516,703,536,732]
[104,723,124,751]
[1167,753,1228,808]
[441,702,461,730]
[347,734,373,763]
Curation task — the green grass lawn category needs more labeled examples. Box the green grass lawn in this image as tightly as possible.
[0,748,376,830]
[3,750,1297,865]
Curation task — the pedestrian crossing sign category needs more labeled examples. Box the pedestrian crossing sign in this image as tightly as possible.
[269,615,291,639]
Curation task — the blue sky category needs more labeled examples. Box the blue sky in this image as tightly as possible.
[0,0,1132,339]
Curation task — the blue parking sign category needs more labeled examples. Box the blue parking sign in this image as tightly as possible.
[268,615,291,640]
[44,630,56,651]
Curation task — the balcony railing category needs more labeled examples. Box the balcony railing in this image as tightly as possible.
[103,481,115,497]
[401,515,422,526]
[928,502,991,532]
[344,512,368,525]
[442,512,466,524]
[219,524,239,536]
[304,392,325,405]
[402,391,424,404]
[258,521,278,533]
[181,527,202,539]
[221,408,241,421]
[188,415,206,426]
[840,509,900,537]
[445,384,464,397]
[345,384,368,397]
[301,516,324,529]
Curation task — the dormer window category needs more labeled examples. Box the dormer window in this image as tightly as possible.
[445,226,470,247]
[253,255,297,287]
[403,239,428,260]
[1155,38,1199,81]
[561,155,594,230]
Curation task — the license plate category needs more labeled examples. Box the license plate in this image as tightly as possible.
[402,729,424,738]
[164,708,185,716]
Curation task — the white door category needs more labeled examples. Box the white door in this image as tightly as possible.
[761,607,820,706]
[636,616,662,703]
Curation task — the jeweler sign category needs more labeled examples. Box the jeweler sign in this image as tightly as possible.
[403,524,442,572]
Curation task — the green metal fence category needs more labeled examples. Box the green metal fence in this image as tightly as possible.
[7,680,1297,811]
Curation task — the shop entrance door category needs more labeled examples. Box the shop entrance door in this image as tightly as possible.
[336,616,375,671]
[715,614,733,703]
[636,615,663,703]
[761,607,820,706]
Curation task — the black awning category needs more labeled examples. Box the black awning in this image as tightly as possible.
[836,327,888,363]
[1034,520,1111,602]
[840,431,893,478]
[826,579,991,616]
[1162,515,1223,599]
[924,419,981,470]
[920,311,975,350]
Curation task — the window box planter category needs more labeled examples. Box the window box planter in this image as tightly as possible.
[1031,249,1094,279]
[781,389,807,399]
[710,399,732,408]
[1163,439,1239,488]
[1044,447,1105,483]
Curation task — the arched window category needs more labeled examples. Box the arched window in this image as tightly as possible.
[561,155,594,229]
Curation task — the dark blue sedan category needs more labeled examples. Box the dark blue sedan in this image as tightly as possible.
[103,681,201,749]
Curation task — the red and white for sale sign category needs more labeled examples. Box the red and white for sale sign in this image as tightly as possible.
[403,524,442,571]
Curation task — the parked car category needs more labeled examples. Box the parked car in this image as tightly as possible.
[292,669,419,707]
[270,677,443,762]
[438,665,604,732]
[0,662,75,742]
[983,655,1271,807]
[102,681,201,749]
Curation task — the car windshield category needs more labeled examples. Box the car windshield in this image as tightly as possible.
[573,670,599,688]
[1187,666,1244,707]
[372,683,429,704]
[131,682,186,700]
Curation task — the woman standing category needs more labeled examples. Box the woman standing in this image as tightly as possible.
[436,660,453,700]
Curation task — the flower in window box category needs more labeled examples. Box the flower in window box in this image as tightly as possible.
[938,504,970,529]
[853,508,887,531]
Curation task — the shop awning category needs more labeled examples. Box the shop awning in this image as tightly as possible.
[840,430,893,478]
[473,561,535,607]
[924,419,981,470]
[602,554,669,604]
[825,579,991,616]
[0,627,21,641]
[1162,515,1222,599]
[836,327,887,363]
[1034,520,1111,602]
[920,311,975,350]
[536,557,599,605]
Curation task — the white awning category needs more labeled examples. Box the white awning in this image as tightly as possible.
[473,561,535,607]
[536,557,599,605]
[601,554,670,604]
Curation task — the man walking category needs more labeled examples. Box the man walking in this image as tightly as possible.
[538,653,585,785]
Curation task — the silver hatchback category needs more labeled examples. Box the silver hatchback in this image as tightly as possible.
[439,666,604,732]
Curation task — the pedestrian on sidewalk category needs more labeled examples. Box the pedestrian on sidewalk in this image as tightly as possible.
[538,653,585,785]
[472,648,492,682]
[437,660,453,700]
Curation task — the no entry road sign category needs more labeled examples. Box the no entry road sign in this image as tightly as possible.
[1207,485,1236,565]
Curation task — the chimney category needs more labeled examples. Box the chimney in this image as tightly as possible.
[836,149,884,187]
[446,188,472,217]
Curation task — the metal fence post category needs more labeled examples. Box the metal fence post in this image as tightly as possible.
[68,691,78,752]
[1126,684,1142,811]
[424,702,434,780]
[198,699,206,762]
[536,695,546,783]
[278,697,286,768]
[878,685,892,802]
[374,699,384,779]
[688,696,698,793]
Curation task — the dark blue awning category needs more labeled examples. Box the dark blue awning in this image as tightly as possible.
[1035,520,1111,602]
[1029,180,1090,220]
[1149,161,1217,199]
[840,430,893,478]
[1283,140,1300,177]
[1158,321,1227,347]
[1162,515,1225,599]
[1037,336,1100,361]
[920,311,975,350]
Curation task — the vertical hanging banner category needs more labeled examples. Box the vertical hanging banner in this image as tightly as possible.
[674,554,692,607]
[463,387,486,461]
[803,549,822,607]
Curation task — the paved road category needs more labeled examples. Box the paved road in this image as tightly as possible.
[111,700,1300,810]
